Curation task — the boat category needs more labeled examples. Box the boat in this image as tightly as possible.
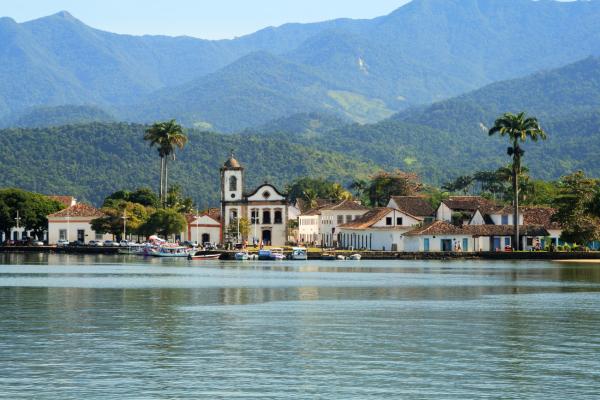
[118,244,142,255]
[290,247,308,260]
[258,248,285,260]
[321,254,337,261]
[348,254,362,261]
[337,255,347,261]
[151,245,190,258]
[235,251,249,260]
[188,252,222,260]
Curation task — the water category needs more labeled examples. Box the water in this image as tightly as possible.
[1,254,600,399]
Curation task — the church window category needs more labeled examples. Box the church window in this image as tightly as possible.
[263,210,271,224]
[251,210,259,224]
[274,210,282,224]
[229,176,237,192]
[263,191,271,199]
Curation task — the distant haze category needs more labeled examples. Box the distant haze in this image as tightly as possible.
[1,0,412,39]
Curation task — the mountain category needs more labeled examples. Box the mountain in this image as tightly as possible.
[3,0,600,130]
[0,105,115,128]
[0,123,377,207]
[242,112,349,138]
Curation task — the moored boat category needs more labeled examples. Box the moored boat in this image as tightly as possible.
[151,245,190,257]
[348,254,362,260]
[188,252,222,260]
[235,251,249,260]
[290,247,308,260]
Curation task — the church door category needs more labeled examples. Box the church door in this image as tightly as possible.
[201,233,210,244]
[262,230,272,246]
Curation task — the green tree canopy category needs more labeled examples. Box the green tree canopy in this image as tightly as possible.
[141,208,187,238]
[366,170,423,207]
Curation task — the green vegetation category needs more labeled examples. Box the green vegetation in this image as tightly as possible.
[552,171,600,245]
[143,120,188,206]
[488,112,547,250]
[0,189,63,240]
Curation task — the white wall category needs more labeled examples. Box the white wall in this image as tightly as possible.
[47,218,111,244]
[319,209,368,247]
[298,215,319,243]
[436,203,453,222]
[186,215,221,244]
[404,234,476,252]
[339,228,412,251]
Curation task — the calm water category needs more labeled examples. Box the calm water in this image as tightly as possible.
[1,254,600,399]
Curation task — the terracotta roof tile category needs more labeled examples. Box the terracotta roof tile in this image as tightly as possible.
[48,203,105,218]
[442,196,497,212]
[406,221,549,237]
[46,195,76,208]
[339,208,392,229]
[322,199,369,211]
[522,207,561,230]
[390,196,435,217]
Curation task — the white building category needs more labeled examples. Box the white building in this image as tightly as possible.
[387,195,435,221]
[184,208,221,245]
[47,203,111,244]
[317,200,369,247]
[220,153,289,246]
[337,207,423,251]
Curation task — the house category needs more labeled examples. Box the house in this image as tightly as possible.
[298,203,331,245]
[404,221,550,252]
[47,195,77,208]
[436,196,496,225]
[387,196,435,220]
[47,203,111,244]
[317,200,370,247]
[184,208,221,245]
[220,153,289,246]
[337,207,423,251]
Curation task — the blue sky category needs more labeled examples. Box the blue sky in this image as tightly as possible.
[3,0,412,39]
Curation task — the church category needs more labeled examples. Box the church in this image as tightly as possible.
[220,153,289,246]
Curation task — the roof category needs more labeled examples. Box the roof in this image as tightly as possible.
[339,208,393,229]
[46,195,76,208]
[390,196,435,217]
[406,220,549,237]
[441,196,496,212]
[186,208,221,224]
[245,183,286,199]
[522,207,561,230]
[295,198,332,213]
[48,203,105,218]
[320,199,369,212]
[222,154,242,169]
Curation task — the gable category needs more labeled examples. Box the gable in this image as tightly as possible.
[247,184,286,202]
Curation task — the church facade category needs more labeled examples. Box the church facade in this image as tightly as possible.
[220,154,288,246]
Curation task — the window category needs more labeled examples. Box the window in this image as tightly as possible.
[229,176,237,192]
[251,210,259,224]
[501,215,509,225]
[346,215,352,223]
[386,217,392,226]
[397,217,403,226]
[263,210,271,224]
[262,191,271,199]
[95,232,103,240]
[527,238,534,246]
[274,210,282,224]
[505,237,511,246]
[59,229,67,240]
[337,215,344,224]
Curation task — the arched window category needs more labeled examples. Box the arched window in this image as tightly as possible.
[229,176,237,192]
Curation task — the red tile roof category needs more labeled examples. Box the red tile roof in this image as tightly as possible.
[46,195,76,208]
[321,199,369,211]
[442,196,497,212]
[390,196,435,217]
[406,221,549,237]
[48,203,105,218]
[339,208,393,229]
[522,207,561,230]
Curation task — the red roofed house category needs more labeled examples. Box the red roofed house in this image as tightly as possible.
[337,207,424,251]
[183,208,222,246]
[47,204,111,244]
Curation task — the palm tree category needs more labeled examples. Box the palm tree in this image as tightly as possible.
[144,120,188,207]
[488,112,547,250]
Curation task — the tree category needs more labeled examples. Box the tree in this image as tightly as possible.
[286,177,352,206]
[165,184,195,213]
[142,208,187,239]
[489,112,547,250]
[366,170,423,207]
[226,217,250,242]
[0,188,63,240]
[552,171,600,245]
[442,175,474,194]
[143,120,188,207]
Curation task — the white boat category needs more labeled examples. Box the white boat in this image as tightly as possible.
[151,245,190,258]
[290,247,308,260]
[258,248,285,260]
[235,251,249,260]
[188,252,221,260]
[337,255,347,261]
[348,254,362,260]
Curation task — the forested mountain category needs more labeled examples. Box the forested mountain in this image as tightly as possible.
[0,123,376,207]
[2,0,600,131]
[0,105,115,128]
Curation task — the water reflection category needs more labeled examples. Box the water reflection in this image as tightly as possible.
[1,255,600,399]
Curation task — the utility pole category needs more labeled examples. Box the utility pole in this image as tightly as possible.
[121,210,128,241]
[195,209,199,246]
[15,211,21,241]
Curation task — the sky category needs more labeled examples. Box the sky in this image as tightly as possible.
[2,0,412,39]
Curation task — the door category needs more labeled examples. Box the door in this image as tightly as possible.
[493,237,501,251]
[441,239,453,252]
[462,238,469,252]
[262,230,272,246]
[423,238,430,252]
[201,233,210,244]
[77,230,85,242]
